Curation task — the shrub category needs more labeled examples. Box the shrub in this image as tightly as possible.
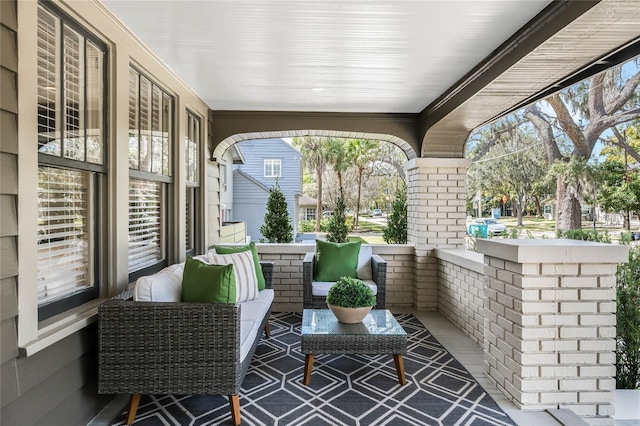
[616,245,640,389]
[383,183,407,244]
[326,189,350,243]
[260,180,293,243]
[299,220,316,232]
[326,276,376,308]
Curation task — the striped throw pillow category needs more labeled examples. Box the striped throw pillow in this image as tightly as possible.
[207,250,259,302]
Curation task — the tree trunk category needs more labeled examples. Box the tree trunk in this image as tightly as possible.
[355,167,363,228]
[534,196,543,218]
[624,209,630,231]
[556,179,582,231]
[516,204,524,226]
[315,165,323,232]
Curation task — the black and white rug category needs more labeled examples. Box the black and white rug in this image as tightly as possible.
[111,312,515,426]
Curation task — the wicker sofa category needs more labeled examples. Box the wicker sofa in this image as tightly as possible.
[98,261,274,426]
[302,247,387,309]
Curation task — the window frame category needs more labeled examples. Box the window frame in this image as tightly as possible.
[264,158,282,178]
[127,66,174,282]
[35,1,108,322]
[185,110,201,256]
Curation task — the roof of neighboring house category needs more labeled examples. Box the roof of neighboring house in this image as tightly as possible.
[233,169,269,192]
[230,144,245,164]
[299,195,322,207]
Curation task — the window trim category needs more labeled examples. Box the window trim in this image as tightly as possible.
[127,67,175,282]
[17,0,110,355]
[264,158,282,178]
[35,1,108,322]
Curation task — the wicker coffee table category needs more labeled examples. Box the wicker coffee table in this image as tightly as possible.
[300,309,408,385]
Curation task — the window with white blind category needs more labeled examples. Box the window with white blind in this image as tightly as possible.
[128,179,164,272]
[36,3,106,321]
[128,67,173,279]
[264,159,281,177]
[185,111,201,254]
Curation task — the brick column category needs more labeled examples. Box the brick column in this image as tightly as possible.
[406,158,469,309]
[477,239,628,424]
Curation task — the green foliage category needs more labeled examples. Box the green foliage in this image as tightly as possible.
[260,180,293,243]
[299,220,316,232]
[326,189,350,243]
[326,276,376,308]
[556,228,611,243]
[383,183,407,244]
[616,246,640,389]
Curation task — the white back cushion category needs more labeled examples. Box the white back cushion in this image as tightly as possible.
[134,262,184,302]
[357,245,373,280]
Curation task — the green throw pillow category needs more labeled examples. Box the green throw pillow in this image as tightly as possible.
[182,257,236,303]
[215,242,265,290]
[314,240,361,282]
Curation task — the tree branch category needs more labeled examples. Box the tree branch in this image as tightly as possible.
[610,126,640,163]
[524,105,563,162]
[605,69,640,114]
[547,94,590,157]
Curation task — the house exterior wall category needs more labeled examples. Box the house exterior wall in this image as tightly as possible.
[233,138,302,241]
[5,1,210,424]
[232,171,269,242]
[219,148,235,219]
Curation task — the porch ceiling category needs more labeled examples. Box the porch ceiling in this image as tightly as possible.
[100,0,640,156]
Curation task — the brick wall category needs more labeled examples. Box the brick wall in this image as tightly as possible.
[406,158,470,310]
[436,248,485,344]
[256,243,416,311]
[478,239,628,425]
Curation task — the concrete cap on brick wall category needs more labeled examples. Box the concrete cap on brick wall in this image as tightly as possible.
[476,239,629,264]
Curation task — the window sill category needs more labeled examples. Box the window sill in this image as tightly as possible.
[19,298,105,357]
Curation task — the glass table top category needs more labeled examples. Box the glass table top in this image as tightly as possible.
[301,309,406,336]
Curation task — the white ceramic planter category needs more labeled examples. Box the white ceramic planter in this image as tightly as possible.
[327,304,372,323]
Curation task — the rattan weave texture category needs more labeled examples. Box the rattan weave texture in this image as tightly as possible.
[302,252,387,309]
[98,262,273,397]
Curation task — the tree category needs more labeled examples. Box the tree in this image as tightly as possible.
[293,136,332,232]
[326,189,350,243]
[467,120,549,225]
[260,180,293,243]
[383,183,407,244]
[347,139,379,228]
[524,58,640,230]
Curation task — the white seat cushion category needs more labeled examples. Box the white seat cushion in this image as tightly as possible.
[311,280,378,297]
[239,289,274,361]
[134,262,185,302]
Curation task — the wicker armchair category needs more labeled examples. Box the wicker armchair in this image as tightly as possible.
[98,262,274,426]
[303,251,386,309]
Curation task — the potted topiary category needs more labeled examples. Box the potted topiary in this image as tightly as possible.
[326,276,376,323]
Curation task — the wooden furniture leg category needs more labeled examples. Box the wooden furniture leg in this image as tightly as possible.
[229,395,241,426]
[126,393,141,425]
[264,321,270,338]
[303,354,315,385]
[394,354,406,385]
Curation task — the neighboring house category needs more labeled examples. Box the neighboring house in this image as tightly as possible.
[299,195,323,222]
[233,139,302,241]
[220,144,245,223]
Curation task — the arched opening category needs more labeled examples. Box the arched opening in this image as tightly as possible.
[211,130,414,246]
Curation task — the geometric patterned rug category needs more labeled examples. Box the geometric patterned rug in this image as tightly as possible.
[110,312,515,426]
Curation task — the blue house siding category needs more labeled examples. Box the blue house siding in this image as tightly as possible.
[233,139,301,241]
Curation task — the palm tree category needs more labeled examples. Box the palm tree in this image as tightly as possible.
[293,136,332,232]
[347,139,379,228]
[326,138,350,191]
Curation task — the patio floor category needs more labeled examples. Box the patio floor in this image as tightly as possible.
[92,310,570,426]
